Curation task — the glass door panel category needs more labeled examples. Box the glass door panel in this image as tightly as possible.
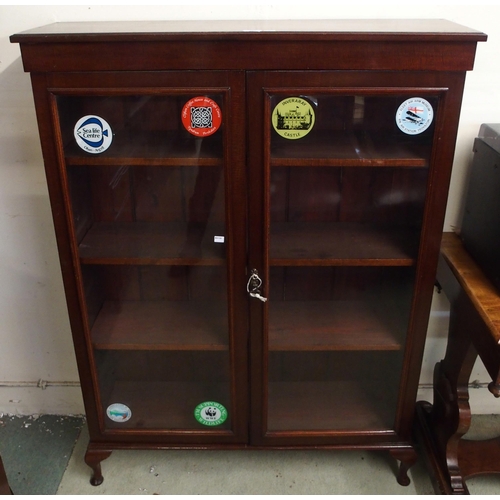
[267,266,411,431]
[270,166,428,265]
[57,92,233,432]
[268,351,403,432]
[270,94,436,165]
[266,91,436,434]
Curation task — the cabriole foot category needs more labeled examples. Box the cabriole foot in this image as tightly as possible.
[84,447,112,486]
[390,448,418,486]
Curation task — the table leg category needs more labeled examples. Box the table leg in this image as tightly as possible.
[418,293,479,494]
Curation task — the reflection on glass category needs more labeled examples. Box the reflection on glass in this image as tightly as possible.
[68,165,225,264]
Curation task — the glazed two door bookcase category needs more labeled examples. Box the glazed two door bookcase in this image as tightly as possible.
[11,20,485,487]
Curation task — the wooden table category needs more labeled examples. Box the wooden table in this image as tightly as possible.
[415,232,500,494]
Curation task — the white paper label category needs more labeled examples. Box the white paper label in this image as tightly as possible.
[214,236,225,243]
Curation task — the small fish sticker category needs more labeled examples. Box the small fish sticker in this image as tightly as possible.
[106,403,131,423]
[108,410,128,419]
[74,115,113,154]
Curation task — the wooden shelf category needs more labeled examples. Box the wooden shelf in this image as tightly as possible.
[79,221,225,265]
[269,300,407,351]
[65,132,223,167]
[267,380,397,431]
[270,222,419,266]
[104,381,231,430]
[91,300,228,350]
[271,132,430,168]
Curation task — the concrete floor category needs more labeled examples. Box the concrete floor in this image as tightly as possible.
[58,425,436,495]
[59,415,500,495]
[2,413,500,494]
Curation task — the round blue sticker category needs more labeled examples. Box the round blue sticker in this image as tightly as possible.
[396,98,434,135]
[74,115,113,154]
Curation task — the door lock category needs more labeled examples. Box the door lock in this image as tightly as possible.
[247,269,268,302]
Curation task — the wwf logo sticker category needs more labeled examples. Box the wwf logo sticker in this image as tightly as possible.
[194,401,228,426]
[74,115,113,154]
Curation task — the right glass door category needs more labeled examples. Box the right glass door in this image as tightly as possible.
[263,90,437,434]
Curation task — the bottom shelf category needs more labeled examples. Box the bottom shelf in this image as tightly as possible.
[267,380,398,432]
[102,381,232,431]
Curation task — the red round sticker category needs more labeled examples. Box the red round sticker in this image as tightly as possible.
[181,97,222,137]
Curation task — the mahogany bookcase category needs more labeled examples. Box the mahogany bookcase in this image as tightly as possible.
[11,19,486,487]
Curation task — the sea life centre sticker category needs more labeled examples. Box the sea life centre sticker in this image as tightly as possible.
[74,115,113,154]
[396,98,434,135]
[182,96,222,137]
[106,403,132,423]
[194,401,228,426]
[272,97,315,140]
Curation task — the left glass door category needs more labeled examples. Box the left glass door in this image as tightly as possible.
[53,86,246,438]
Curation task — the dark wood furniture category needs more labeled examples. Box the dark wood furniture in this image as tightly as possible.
[416,232,500,494]
[0,454,12,495]
[11,20,486,487]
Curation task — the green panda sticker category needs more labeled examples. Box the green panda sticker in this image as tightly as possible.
[272,97,315,140]
[194,401,228,426]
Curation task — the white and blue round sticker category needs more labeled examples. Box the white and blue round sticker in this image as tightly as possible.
[106,403,132,423]
[396,98,434,135]
[74,115,113,154]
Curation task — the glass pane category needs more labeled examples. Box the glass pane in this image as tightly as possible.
[269,166,429,265]
[58,95,223,160]
[58,93,232,431]
[270,94,436,164]
[267,266,412,432]
[95,351,231,430]
[268,351,402,432]
[68,165,225,264]
[267,92,434,433]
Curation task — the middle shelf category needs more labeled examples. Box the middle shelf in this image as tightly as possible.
[79,221,226,265]
[89,298,409,352]
[77,221,420,266]
[270,222,419,266]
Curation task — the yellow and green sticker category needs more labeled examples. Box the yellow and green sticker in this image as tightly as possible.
[272,97,315,140]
